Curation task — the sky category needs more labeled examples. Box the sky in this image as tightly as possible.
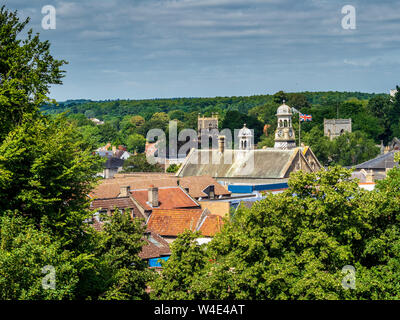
[5,0,400,101]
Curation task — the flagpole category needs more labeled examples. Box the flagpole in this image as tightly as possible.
[299,114,301,147]
[298,113,301,170]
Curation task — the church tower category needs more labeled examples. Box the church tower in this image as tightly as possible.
[274,101,296,150]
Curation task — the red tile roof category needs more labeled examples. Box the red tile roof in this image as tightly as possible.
[197,214,224,237]
[131,187,199,211]
[147,209,224,237]
[90,197,143,219]
[91,197,135,211]
[139,230,171,260]
[90,175,231,200]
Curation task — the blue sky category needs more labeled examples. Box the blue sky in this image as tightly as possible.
[5,0,400,101]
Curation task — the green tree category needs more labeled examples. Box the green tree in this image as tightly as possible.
[122,154,163,173]
[98,122,120,145]
[166,163,181,173]
[77,125,102,150]
[302,126,331,166]
[288,93,310,110]
[273,91,288,104]
[0,116,103,247]
[330,131,380,166]
[153,166,400,299]
[98,211,150,300]
[0,212,82,299]
[0,6,66,140]
[168,110,186,122]
[150,230,207,300]
[126,133,146,153]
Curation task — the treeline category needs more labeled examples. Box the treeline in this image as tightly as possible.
[43,89,398,167]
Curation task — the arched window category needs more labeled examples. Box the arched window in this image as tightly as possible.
[340,129,345,135]
[284,120,288,127]
[279,120,283,127]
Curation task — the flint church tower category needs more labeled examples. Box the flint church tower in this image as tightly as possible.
[274,101,296,150]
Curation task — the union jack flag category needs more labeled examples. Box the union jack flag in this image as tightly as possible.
[300,113,312,122]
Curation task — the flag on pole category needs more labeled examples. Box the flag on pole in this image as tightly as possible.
[300,113,312,122]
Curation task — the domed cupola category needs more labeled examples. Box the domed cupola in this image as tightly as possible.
[277,101,293,116]
[274,100,296,150]
[238,124,253,150]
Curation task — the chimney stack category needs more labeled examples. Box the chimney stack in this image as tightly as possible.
[218,136,225,153]
[148,185,159,207]
[119,185,131,197]
[209,185,215,199]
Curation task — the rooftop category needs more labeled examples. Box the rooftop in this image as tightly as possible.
[177,148,303,179]
[90,174,231,199]
[354,151,398,170]
[139,229,171,260]
[147,208,223,237]
[131,186,199,211]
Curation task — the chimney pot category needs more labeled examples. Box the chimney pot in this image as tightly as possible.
[148,186,159,207]
[209,185,215,199]
[120,185,131,197]
[218,136,225,153]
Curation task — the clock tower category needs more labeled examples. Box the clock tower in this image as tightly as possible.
[274,101,296,149]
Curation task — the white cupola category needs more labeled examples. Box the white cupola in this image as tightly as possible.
[274,100,296,150]
[238,124,253,150]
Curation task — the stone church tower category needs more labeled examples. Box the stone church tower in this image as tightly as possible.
[198,113,219,149]
[274,101,296,150]
[198,113,218,134]
[324,119,352,141]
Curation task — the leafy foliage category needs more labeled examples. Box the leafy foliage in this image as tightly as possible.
[97,211,151,300]
[0,116,103,247]
[151,166,400,300]
[0,6,66,140]
[122,154,163,173]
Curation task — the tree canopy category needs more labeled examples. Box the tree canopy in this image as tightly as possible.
[151,164,400,300]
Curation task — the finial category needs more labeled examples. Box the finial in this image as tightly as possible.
[283,99,286,104]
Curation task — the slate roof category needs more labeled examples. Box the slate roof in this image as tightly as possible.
[104,157,125,169]
[147,209,223,237]
[131,186,199,211]
[176,148,304,179]
[354,151,398,170]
